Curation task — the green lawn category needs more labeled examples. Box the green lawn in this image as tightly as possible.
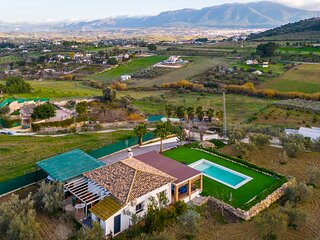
[15,80,102,100]
[88,55,167,82]
[277,47,320,55]
[163,147,285,210]
[0,55,20,64]
[261,63,320,93]
[0,131,133,182]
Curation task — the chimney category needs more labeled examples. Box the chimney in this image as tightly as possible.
[127,148,133,158]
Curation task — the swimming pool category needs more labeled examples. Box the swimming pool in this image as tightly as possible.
[189,159,252,189]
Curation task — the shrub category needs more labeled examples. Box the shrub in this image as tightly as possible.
[285,180,312,203]
[283,141,306,158]
[306,167,320,187]
[256,209,288,240]
[281,203,308,230]
[111,82,127,91]
[177,209,201,239]
[0,194,40,240]
[249,133,271,149]
[33,182,64,215]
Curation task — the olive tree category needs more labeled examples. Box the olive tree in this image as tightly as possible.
[34,181,64,214]
[0,194,40,240]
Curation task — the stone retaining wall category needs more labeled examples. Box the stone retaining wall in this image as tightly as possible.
[208,181,290,220]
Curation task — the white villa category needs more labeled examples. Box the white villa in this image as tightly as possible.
[285,127,320,141]
[37,150,202,237]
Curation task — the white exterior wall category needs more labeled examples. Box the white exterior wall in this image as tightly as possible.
[92,183,172,237]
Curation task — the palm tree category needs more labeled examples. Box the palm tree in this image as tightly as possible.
[207,108,214,123]
[134,123,148,146]
[196,106,204,122]
[155,121,173,153]
[186,107,195,123]
[175,105,186,119]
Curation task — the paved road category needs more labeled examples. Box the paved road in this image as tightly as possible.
[100,138,186,165]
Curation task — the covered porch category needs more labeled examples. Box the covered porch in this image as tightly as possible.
[173,174,203,203]
[64,176,109,219]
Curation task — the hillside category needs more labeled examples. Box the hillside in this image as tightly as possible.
[248,18,320,40]
[0,1,317,31]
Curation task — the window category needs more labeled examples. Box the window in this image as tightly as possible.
[135,202,144,213]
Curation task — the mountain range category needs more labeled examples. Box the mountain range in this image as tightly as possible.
[0,1,318,32]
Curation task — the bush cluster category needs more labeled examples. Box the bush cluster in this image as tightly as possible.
[224,82,320,101]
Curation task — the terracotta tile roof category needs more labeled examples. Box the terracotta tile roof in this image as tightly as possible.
[84,157,176,204]
[135,151,201,184]
[89,196,123,221]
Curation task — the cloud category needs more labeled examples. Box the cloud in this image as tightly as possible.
[272,0,320,10]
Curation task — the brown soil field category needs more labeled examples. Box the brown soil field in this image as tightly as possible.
[250,106,320,128]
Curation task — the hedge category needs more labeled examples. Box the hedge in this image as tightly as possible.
[31,116,87,132]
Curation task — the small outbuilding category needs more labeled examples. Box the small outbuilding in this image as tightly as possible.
[120,75,131,81]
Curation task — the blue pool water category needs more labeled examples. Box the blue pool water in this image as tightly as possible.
[191,160,251,188]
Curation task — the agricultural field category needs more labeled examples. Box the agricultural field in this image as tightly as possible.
[0,130,133,182]
[260,63,320,93]
[87,55,167,83]
[249,106,320,128]
[129,57,226,87]
[231,62,286,76]
[15,80,101,100]
[0,55,19,64]
[164,147,284,210]
[277,47,320,55]
[126,91,274,123]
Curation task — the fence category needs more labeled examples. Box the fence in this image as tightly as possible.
[0,170,47,196]
[88,132,156,159]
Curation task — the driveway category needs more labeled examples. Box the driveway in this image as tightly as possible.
[100,137,186,165]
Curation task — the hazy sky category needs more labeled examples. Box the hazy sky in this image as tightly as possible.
[1,0,319,23]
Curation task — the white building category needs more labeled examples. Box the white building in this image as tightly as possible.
[252,70,263,76]
[285,127,320,141]
[67,152,203,237]
[120,75,131,81]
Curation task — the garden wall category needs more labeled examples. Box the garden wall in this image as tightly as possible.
[208,181,291,221]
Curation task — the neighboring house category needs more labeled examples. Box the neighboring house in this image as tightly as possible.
[262,62,269,68]
[20,103,37,129]
[285,127,320,141]
[246,59,258,65]
[252,70,263,76]
[120,75,131,81]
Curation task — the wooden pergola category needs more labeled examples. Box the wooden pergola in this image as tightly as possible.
[173,174,203,202]
[64,176,109,217]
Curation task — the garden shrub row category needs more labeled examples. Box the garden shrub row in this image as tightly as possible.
[31,116,87,131]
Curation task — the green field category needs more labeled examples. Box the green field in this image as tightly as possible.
[231,62,286,76]
[129,92,273,123]
[277,47,320,55]
[163,147,285,210]
[88,55,167,82]
[0,131,133,182]
[130,56,225,87]
[0,55,19,64]
[261,63,320,93]
[14,80,101,100]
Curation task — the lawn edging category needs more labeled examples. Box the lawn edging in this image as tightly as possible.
[208,180,291,221]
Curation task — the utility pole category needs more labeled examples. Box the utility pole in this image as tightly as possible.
[222,92,227,139]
